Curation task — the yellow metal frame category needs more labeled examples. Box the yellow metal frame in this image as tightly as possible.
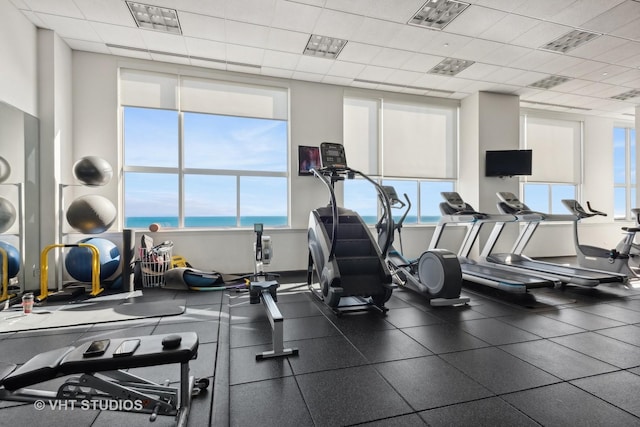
[39,243,103,301]
[0,246,16,302]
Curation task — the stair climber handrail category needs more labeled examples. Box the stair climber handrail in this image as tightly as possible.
[310,167,339,261]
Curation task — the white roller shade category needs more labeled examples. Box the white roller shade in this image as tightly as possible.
[382,101,456,178]
[526,116,581,183]
[119,69,178,110]
[343,97,379,175]
[180,76,288,120]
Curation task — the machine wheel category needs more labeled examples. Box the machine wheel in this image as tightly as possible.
[417,250,462,299]
[371,287,392,307]
[326,288,341,307]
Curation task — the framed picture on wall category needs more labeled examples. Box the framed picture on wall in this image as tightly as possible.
[298,145,320,176]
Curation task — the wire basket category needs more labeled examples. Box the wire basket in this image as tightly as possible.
[139,242,173,287]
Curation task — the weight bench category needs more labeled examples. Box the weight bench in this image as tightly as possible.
[0,332,208,426]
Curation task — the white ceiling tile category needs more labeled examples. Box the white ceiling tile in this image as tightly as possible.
[617,53,640,68]
[509,50,558,71]
[271,0,322,32]
[510,21,572,49]
[322,75,353,86]
[266,29,309,54]
[351,17,405,46]
[581,1,640,33]
[401,53,444,73]
[548,78,593,93]
[260,67,294,79]
[558,60,608,79]
[295,55,334,74]
[369,48,416,69]
[338,42,382,64]
[588,83,631,98]
[385,69,423,86]
[444,6,508,37]
[9,0,29,9]
[602,69,640,86]
[140,30,188,54]
[356,65,395,82]
[262,50,301,69]
[151,0,226,18]
[22,0,83,17]
[36,13,102,42]
[550,0,625,27]
[450,39,502,62]
[512,0,576,20]
[475,0,528,13]
[575,81,619,96]
[313,8,366,40]
[327,61,366,78]
[579,64,628,82]
[225,0,277,26]
[387,25,435,52]
[179,12,225,41]
[481,44,531,67]
[226,21,270,49]
[610,17,640,41]
[291,70,324,82]
[325,0,424,23]
[411,73,461,90]
[18,10,47,27]
[419,32,474,56]
[592,40,640,64]
[225,44,264,66]
[569,35,630,60]
[457,63,501,80]
[504,70,548,86]
[91,22,146,48]
[479,13,539,43]
[184,37,226,60]
[481,67,534,84]
[534,55,585,75]
[73,0,135,26]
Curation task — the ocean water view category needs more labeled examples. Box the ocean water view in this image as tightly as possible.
[125,215,441,229]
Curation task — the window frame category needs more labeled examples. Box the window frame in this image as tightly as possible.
[613,125,636,220]
[120,72,290,230]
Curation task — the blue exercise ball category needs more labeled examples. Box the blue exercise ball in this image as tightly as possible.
[65,238,120,283]
[0,241,19,279]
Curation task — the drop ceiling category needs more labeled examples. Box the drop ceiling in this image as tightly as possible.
[9,0,640,120]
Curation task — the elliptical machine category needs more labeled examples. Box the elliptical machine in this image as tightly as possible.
[562,199,640,279]
[377,186,468,306]
[307,142,395,315]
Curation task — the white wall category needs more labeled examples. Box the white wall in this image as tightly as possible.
[0,0,38,116]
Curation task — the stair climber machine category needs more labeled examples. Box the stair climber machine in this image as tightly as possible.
[487,192,628,288]
[307,142,395,315]
[430,192,560,293]
[377,186,469,306]
[562,199,640,281]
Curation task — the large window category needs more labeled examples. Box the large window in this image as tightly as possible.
[522,115,581,214]
[614,126,636,219]
[121,69,288,229]
[343,96,457,224]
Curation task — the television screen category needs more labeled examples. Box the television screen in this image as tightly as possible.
[485,150,532,177]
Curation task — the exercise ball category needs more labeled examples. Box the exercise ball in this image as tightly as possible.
[0,156,10,183]
[73,156,113,186]
[0,241,20,279]
[66,195,117,234]
[65,237,120,282]
[0,197,16,233]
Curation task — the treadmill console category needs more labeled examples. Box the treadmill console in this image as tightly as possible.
[497,192,527,210]
[320,142,348,170]
[441,192,466,210]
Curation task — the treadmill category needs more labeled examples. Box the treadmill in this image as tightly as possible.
[429,192,559,293]
[480,192,628,287]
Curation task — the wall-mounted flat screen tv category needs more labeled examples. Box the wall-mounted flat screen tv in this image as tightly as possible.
[485,149,532,177]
